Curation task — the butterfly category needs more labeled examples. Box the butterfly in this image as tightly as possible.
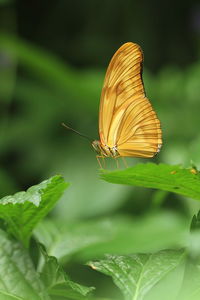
[92,42,162,163]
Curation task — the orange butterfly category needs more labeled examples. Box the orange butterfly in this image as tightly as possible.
[92,42,162,162]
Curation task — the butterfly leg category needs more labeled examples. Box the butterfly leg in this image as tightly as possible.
[114,157,120,169]
[102,156,106,168]
[121,157,128,168]
[96,156,105,169]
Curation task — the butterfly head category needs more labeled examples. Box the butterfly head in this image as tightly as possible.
[92,140,103,155]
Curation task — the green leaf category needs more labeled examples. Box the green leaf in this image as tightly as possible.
[34,212,187,263]
[190,211,200,231]
[88,250,185,300]
[0,229,50,300]
[178,258,200,300]
[39,245,94,300]
[101,163,200,201]
[0,293,22,300]
[178,212,200,300]
[0,175,68,246]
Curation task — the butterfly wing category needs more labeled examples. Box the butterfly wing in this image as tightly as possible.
[99,42,162,158]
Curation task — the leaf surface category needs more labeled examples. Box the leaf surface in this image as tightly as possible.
[40,245,94,300]
[88,250,185,300]
[101,163,200,200]
[0,230,50,300]
[0,175,68,246]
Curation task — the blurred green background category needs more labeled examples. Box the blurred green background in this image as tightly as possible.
[1,0,200,224]
[1,1,200,298]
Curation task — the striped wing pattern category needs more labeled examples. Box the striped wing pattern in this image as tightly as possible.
[99,42,162,158]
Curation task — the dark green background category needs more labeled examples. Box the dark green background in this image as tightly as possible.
[1,0,200,220]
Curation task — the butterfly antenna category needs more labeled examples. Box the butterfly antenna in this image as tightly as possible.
[61,122,93,142]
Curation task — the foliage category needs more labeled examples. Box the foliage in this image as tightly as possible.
[0,175,68,246]
[0,3,200,299]
[0,170,198,299]
[88,250,185,300]
[0,228,93,300]
[101,163,200,200]
[34,212,186,263]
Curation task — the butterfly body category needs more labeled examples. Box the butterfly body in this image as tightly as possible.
[92,140,119,157]
[93,42,162,160]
